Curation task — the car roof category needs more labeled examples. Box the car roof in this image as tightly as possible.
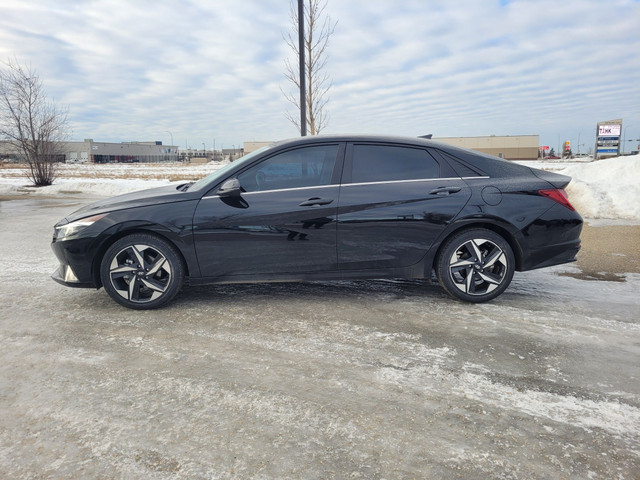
[273,134,439,148]
[269,134,544,180]
[271,134,488,159]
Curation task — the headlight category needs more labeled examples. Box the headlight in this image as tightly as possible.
[55,214,107,240]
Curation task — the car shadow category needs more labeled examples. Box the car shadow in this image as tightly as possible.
[174,279,447,306]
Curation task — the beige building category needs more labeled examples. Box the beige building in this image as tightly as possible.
[243,141,273,155]
[434,135,539,160]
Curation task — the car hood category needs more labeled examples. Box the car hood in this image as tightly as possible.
[62,183,193,223]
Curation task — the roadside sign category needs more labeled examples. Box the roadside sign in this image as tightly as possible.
[595,119,622,159]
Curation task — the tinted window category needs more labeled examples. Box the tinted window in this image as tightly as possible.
[238,145,339,192]
[429,149,482,177]
[350,145,439,183]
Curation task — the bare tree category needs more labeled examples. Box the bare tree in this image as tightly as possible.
[0,59,68,186]
[283,0,337,135]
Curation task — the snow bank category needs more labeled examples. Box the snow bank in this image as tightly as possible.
[0,176,173,197]
[0,161,228,197]
[28,178,173,197]
[0,183,20,195]
[561,154,640,220]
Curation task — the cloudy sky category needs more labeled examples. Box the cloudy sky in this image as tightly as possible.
[1,0,639,153]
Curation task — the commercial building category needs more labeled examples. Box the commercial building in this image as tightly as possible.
[178,148,213,164]
[64,139,179,163]
[433,135,539,161]
[0,139,179,163]
[243,141,272,155]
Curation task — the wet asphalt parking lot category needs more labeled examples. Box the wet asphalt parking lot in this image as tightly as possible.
[1,195,639,479]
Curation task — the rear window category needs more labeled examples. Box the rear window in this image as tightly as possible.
[350,145,440,183]
[430,149,484,177]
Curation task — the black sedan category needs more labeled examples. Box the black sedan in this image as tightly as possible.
[51,135,582,309]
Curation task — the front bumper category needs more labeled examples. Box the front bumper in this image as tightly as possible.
[50,235,99,289]
[51,263,95,288]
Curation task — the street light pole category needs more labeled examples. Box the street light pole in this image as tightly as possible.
[298,0,306,136]
[622,125,632,155]
[577,131,581,156]
[164,131,174,161]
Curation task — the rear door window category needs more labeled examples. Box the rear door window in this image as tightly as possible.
[348,145,440,183]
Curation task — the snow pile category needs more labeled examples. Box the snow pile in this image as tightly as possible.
[0,161,228,197]
[25,178,172,197]
[0,183,19,195]
[562,154,640,220]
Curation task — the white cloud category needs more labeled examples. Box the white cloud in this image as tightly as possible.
[1,0,638,151]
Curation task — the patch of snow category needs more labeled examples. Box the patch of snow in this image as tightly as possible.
[560,154,640,221]
[456,370,640,440]
[30,178,173,197]
[0,183,19,194]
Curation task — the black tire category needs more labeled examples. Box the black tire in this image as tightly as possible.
[100,233,185,309]
[436,228,515,303]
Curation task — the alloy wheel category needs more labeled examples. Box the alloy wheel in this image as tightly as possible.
[109,243,172,303]
[448,238,508,296]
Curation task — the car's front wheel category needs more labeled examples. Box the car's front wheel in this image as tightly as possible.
[436,228,515,303]
[100,233,185,309]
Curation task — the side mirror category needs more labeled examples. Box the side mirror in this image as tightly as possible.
[217,178,241,198]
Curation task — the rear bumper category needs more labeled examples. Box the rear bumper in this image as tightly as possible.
[519,241,581,271]
[518,204,583,271]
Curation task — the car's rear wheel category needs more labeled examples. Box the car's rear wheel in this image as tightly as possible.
[100,233,185,309]
[436,228,514,303]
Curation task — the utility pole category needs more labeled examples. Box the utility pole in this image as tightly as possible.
[298,0,306,136]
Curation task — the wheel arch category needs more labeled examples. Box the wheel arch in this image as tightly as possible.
[431,219,524,273]
[91,227,191,289]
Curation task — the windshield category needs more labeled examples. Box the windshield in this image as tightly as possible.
[188,145,272,191]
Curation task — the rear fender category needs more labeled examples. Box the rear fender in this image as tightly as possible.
[427,216,525,274]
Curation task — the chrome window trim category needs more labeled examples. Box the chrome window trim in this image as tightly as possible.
[201,176,489,200]
[202,183,338,200]
[342,176,489,188]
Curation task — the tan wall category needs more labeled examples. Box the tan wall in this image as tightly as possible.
[189,156,210,164]
[434,135,539,160]
[244,141,272,154]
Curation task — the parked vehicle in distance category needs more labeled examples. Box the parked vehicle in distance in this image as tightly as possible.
[51,135,582,309]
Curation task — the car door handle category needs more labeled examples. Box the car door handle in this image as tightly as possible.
[299,197,334,207]
[429,186,462,195]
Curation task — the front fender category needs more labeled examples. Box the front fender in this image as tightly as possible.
[88,201,201,286]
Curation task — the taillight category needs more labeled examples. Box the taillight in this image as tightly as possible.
[538,189,575,211]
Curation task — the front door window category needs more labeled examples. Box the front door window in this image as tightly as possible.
[237,144,339,192]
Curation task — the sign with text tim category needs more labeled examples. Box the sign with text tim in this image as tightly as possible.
[598,124,621,136]
[595,119,622,158]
